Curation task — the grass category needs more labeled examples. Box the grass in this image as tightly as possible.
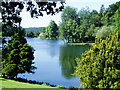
[0,78,63,89]
[61,42,95,45]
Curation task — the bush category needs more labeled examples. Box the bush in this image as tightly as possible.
[96,26,114,39]
[74,30,120,88]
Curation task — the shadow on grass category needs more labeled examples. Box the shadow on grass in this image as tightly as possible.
[12,78,66,89]
[0,78,7,81]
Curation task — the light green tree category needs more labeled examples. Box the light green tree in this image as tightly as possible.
[45,20,58,40]
[96,26,114,39]
[74,30,120,88]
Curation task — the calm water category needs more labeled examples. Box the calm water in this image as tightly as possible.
[18,37,90,88]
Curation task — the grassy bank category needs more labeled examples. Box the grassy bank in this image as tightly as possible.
[0,78,64,89]
[61,42,95,45]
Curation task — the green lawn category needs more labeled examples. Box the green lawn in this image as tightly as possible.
[0,78,63,89]
[61,42,95,45]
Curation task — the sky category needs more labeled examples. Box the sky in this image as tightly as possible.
[20,0,120,28]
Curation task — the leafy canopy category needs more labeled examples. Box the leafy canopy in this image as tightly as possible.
[2,31,36,79]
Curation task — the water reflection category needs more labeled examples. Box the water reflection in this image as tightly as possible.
[46,40,60,58]
[18,38,90,87]
[59,45,90,79]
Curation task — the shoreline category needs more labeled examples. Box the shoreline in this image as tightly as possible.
[1,78,67,89]
[61,42,95,45]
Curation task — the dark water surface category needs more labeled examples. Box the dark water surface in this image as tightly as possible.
[18,38,90,88]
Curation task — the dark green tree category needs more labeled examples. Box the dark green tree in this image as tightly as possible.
[101,1,120,26]
[26,31,35,37]
[61,6,78,23]
[2,29,36,79]
[1,1,65,79]
[89,10,102,27]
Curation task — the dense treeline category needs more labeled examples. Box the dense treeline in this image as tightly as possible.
[38,1,120,43]
[59,1,120,43]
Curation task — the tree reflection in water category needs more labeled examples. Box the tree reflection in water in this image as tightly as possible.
[59,45,90,79]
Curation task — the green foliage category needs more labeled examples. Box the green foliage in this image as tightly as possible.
[59,7,98,43]
[115,7,120,30]
[96,26,114,39]
[74,30,120,88]
[101,1,120,26]
[59,2,120,43]
[61,6,79,23]
[59,6,80,42]
[0,50,2,75]
[59,19,79,43]
[26,31,35,37]
[2,32,36,79]
[24,27,45,37]
[1,1,65,28]
[3,26,25,37]
[44,20,58,40]
[39,32,46,39]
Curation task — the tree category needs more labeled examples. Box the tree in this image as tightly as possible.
[2,30,36,79]
[115,7,120,30]
[1,1,65,39]
[89,10,102,27]
[1,1,65,27]
[85,24,95,41]
[26,31,35,37]
[61,6,78,23]
[45,20,58,40]
[39,32,46,39]
[59,19,78,43]
[78,7,91,42]
[101,1,120,26]
[1,1,65,79]
[96,26,114,39]
[74,30,120,88]
[100,4,105,14]
[59,6,79,42]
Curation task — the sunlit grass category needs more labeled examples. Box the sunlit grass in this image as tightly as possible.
[0,78,56,88]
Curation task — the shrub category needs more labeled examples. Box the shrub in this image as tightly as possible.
[74,30,120,88]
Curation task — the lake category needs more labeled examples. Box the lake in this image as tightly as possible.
[18,37,90,88]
